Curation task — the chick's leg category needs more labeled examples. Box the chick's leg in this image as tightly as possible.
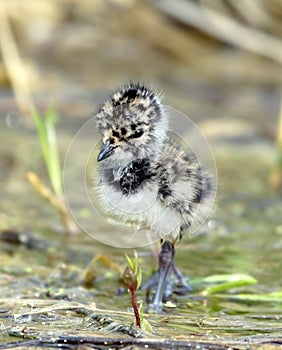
[150,241,174,312]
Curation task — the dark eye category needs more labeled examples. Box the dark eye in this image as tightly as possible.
[130,129,144,139]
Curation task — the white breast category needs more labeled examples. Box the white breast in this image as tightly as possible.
[95,180,182,240]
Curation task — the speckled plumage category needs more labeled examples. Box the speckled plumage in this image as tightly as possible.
[96,82,214,312]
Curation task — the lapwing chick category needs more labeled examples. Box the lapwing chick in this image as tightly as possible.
[96,82,214,313]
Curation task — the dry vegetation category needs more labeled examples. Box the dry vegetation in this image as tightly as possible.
[0,0,281,94]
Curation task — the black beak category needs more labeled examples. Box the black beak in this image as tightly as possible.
[97,140,116,162]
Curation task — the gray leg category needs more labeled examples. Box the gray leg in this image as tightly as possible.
[142,241,191,313]
[171,262,192,294]
[148,241,174,313]
[142,270,160,290]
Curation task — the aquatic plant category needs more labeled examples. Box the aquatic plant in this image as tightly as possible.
[122,252,143,328]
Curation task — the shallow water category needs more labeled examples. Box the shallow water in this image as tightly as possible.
[0,92,281,349]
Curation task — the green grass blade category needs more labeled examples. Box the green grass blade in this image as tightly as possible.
[44,107,62,197]
[200,274,257,294]
[31,108,49,172]
[31,107,62,198]
[214,291,282,303]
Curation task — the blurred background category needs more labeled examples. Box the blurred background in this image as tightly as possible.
[1,0,282,253]
[1,0,281,244]
[0,0,282,342]
[1,0,281,116]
